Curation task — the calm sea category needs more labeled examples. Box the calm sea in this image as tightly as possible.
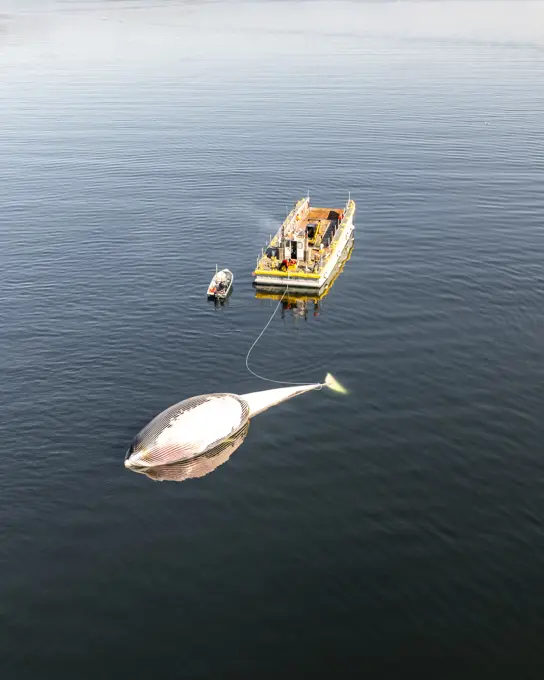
[1,1,544,677]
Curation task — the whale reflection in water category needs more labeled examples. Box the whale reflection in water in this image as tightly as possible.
[130,423,250,482]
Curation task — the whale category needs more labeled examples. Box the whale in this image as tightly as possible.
[124,373,346,471]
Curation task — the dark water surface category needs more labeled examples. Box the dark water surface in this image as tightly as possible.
[1,1,544,677]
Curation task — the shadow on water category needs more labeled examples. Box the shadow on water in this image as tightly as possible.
[208,294,232,311]
[255,293,325,322]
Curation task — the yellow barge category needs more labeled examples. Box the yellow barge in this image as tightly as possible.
[252,195,355,290]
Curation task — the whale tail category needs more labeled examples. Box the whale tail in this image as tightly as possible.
[324,373,348,394]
